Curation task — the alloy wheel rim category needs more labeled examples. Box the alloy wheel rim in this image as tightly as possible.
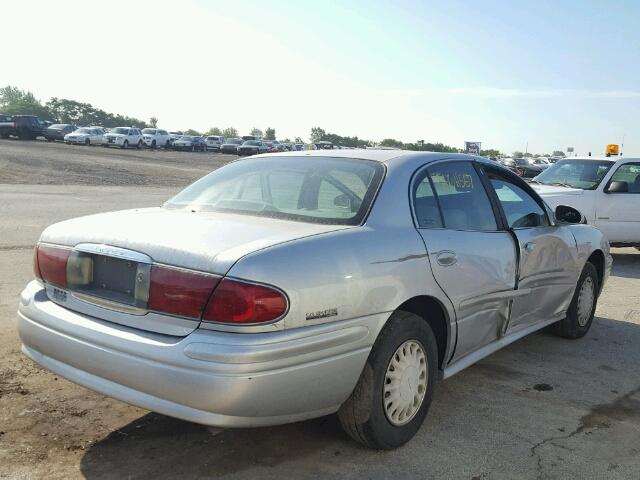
[383,340,428,426]
[577,277,595,327]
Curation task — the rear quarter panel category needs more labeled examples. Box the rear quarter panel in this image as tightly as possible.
[225,226,453,336]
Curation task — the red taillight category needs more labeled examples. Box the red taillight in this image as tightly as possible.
[35,244,71,287]
[202,278,288,324]
[148,265,220,318]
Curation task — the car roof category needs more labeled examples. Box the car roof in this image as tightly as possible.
[251,148,475,164]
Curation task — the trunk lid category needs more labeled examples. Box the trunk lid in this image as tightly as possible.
[39,207,350,336]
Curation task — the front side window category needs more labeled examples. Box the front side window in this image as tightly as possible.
[607,163,640,193]
[166,156,385,225]
[488,175,550,228]
[423,162,497,231]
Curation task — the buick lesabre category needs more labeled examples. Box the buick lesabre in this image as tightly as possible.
[18,150,611,449]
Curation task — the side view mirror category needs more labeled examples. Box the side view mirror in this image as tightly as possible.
[334,193,352,209]
[555,205,584,224]
[605,181,628,193]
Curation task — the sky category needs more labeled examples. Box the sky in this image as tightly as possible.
[3,0,640,154]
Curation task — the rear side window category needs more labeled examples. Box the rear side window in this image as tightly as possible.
[488,175,550,228]
[419,162,497,231]
[413,175,443,228]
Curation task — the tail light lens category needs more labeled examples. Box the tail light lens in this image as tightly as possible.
[203,278,288,324]
[35,243,71,288]
[148,266,220,319]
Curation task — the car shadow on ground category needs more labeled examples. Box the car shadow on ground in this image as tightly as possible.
[79,314,640,479]
[611,250,640,280]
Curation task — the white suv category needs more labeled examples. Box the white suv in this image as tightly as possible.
[205,136,226,151]
[141,128,171,149]
[103,127,144,149]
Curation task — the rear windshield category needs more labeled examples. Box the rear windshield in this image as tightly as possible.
[165,156,385,225]
[207,136,220,141]
[226,138,242,144]
[142,129,157,134]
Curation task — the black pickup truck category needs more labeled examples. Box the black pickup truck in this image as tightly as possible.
[0,114,47,139]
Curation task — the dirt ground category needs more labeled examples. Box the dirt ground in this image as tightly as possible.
[1,140,640,479]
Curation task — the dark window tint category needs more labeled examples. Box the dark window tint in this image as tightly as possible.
[489,176,549,228]
[413,174,443,228]
[427,162,497,231]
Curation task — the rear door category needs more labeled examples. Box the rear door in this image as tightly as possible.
[412,160,518,362]
[483,167,579,333]
[595,161,640,244]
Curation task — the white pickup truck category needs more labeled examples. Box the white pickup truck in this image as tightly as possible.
[531,156,640,248]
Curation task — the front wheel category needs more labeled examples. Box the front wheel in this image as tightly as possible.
[84,138,90,146]
[122,140,129,149]
[551,262,598,339]
[338,311,438,449]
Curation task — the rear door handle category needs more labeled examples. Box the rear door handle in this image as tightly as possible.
[436,250,457,267]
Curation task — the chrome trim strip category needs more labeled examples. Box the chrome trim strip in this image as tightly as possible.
[74,243,152,264]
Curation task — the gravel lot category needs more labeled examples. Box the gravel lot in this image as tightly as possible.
[1,140,640,479]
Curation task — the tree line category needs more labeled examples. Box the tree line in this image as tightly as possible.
[2,85,566,157]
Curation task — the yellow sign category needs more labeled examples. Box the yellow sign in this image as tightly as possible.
[606,144,620,155]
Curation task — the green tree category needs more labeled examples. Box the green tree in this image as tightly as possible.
[281,138,291,143]
[480,149,501,157]
[0,86,52,119]
[207,127,222,136]
[310,127,326,143]
[294,136,303,143]
[184,128,201,136]
[513,151,524,158]
[222,127,238,138]
[380,138,404,148]
[149,117,158,127]
[250,127,263,138]
[552,150,565,157]
[264,127,276,140]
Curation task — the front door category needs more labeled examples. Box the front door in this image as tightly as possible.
[485,169,579,333]
[595,162,640,245]
[412,161,518,362]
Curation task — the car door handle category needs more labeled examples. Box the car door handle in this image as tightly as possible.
[436,250,457,267]
[524,241,536,253]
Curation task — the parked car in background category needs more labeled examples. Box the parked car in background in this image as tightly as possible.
[169,131,183,142]
[44,124,77,142]
[506,158,549,178]
[237,140,267,155]
[64,127,105,145]
[0,115,47,140]
[173,135,207,152]
[220,138,243,154]
[19,151,610,450]
[532,156,640,248]
[103,127,144,149]
[142,128,171,149]
[205,136,225,151]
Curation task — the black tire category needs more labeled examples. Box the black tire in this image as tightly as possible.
[191,145,195,152]
[46,137,53,142]
[338,311,438,449]
[137,140,142,149]
[151,140,156,150]
[84,138,90,146]
[551,262,599,339]
[165,140,170,149]
[19,128,31,140]
[122,140,129,149]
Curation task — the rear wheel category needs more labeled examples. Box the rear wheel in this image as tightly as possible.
[151,140,156,150]
[84,138,90,146]
[551,262,598,339]
[338,311,438,449]
[165,140,171,149]
[19,128,31,140]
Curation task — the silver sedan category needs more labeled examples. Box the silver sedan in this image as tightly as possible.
[17,150,611,449]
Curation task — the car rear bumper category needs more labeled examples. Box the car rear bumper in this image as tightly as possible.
[17,281,379,427]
